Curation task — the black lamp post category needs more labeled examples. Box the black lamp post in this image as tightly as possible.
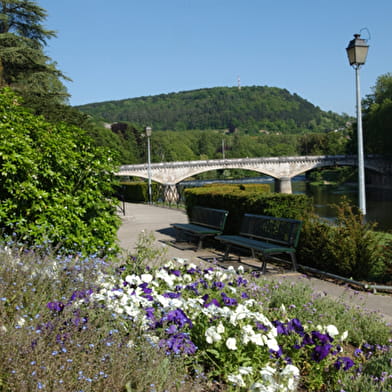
[346,33,369,217]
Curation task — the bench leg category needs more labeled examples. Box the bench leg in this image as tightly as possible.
[290,253,298,272]
[197,237,203,251]
[260,254,267,274]
[223,244,232,261]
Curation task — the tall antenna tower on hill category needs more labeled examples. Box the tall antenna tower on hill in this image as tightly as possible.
[237,75,241,90]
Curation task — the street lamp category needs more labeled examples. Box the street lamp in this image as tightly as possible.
[145,126,152,204]
[346,33,369,218]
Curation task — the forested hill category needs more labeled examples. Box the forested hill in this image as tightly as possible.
[76,86,350,134]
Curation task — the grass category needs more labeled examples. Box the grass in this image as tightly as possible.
[0,235,391,391]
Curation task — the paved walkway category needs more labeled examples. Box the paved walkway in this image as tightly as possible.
[117,203,392,325]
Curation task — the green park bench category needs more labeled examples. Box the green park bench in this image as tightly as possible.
[216,213,302,273]
[171,206,229,250]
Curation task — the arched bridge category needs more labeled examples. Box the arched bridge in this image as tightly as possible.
[117,155,392,197]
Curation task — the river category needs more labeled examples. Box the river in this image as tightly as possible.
[180,176,392,232]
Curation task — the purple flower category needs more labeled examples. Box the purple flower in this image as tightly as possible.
[70,289,93,302]
[290,318,304,335]
[204,298,221,308]
[213,281,225,290]
[221,292,238,306]
[170,269,181,277]
[256,322,269,331]
[312,344,332,362]
[334,356,355,371]
[163,292,182,299]
[159,333,197,355]
[185,282,199,295]
[186,267,197,274]
[166,324,178,334]
[302,333,314,346]
[274,320,287,335]
[235,276,248,286]
[47,301,65,312]
[164,309,192,329]
[312,331,333,344]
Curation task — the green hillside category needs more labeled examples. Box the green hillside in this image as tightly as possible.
[76,86,350,134]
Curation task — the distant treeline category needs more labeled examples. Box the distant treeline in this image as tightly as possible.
[77,86,351,134]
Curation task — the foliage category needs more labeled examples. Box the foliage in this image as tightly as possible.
[362,72,392,156]
[77,86,351,135]
[0,89,120,256]
[297,199,391,281]
[0,1,69,109]
[87,125,352,166]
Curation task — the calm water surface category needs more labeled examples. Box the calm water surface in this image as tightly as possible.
[292,178,392,231]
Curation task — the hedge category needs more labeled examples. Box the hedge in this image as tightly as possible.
[183,184,313,234]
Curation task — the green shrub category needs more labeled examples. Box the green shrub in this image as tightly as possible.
[116,181,162,203]
[0,89,120,256]
[298,199,390,281]
[184,185,312,234]
[117,181,147,202]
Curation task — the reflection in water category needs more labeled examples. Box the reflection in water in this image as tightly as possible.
[292,178,392,231]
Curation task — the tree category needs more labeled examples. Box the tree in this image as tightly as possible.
[0,89,121,256]
[0,1,69,108]
[362,73,392,156]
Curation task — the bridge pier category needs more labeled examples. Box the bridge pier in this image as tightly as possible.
[275,177,292,194]
[163,184,180,203]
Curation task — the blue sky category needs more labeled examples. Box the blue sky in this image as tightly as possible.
[38,0,391,115]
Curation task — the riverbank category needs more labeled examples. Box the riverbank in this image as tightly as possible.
[117,202,392,324]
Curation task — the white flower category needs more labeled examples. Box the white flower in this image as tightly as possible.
[216,321,225,334]
[265,337,280,352]
[227,373,246,387]
[281,364,300,378]
[226,337,238,350]
[250,333,264,346]
[280,364,300,391]
[205,326,222,344]
[140,273,153,283]
[259,364,276,381]
[16,317,26,327]
[238,366,253,375]
[237,265,245,274]
[250,382,271,392]
[340,330,348,341]
[241,324,255,344]
[326,324,339,337]
[172,257,187,264]
[125,274,141,285]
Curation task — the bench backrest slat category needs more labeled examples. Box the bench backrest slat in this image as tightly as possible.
[240,213,302,248]
[190,206,229,231]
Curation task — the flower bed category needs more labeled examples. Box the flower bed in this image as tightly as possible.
[0,240,391,391]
